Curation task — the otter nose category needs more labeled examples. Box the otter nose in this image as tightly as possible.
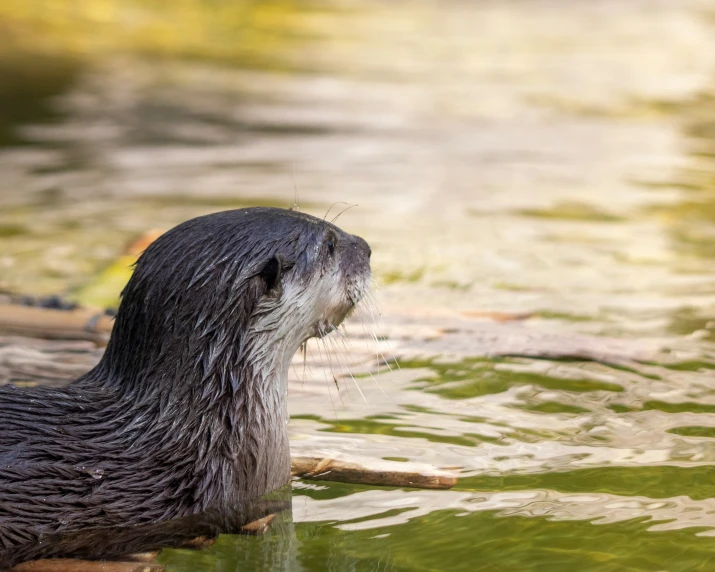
[353,236,371,260]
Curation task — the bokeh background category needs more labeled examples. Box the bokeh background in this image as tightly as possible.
[3,1,715,570]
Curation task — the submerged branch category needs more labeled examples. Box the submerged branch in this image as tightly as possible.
[0,305,112,344]
[291,456,459,490]
[12,559,164,572]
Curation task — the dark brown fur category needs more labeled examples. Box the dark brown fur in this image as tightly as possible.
[0,207,371,567]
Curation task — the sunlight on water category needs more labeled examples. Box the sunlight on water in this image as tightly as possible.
[3,0,715,569]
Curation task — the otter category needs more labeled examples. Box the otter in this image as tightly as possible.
[0,207,371,566]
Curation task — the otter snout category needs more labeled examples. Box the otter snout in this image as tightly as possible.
[354,235,372,261]
[341,233,372,307]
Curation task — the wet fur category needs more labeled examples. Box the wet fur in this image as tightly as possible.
[0,208,371,565]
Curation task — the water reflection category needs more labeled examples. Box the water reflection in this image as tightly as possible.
[303,498,715,572]
[1,488,292,569]
[160,483,715,571]
[4,0,715,570]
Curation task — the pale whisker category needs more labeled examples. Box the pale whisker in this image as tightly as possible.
[325,328,367,403]
[330,323,390,401]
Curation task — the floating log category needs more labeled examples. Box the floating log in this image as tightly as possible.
[122,553,160,563]
[0,305,112,344]
[12,559,164,572]
[291,456,459,489]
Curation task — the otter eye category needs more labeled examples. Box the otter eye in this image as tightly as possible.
[327,239,335,255]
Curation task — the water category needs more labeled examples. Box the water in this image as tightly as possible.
[2,0,715,569]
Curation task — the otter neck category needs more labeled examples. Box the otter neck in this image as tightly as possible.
[85,324,296,504]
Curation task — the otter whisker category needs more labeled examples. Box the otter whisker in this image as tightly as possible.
[322,337,349,409]
[318,324,355,408]
[325,329,368,404]
[291,163,301,212]
[326,327,362,382]
[356,296,392,373]
[331,324,390,400]
[366,284,385,310]
[363,313,400,373]
[323,201,353,221]
[370,275,386,289]
[290,361,304,389]
[370,331,393,373]
[300,341,309,386]
[363,289,402,371]
[330,203,358,224]
[353,302,378,357]
[321,322,364,403]
[313,334,344,411]
[329,320,376,384]
[355,299,393,374]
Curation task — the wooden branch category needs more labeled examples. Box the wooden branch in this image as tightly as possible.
[291,456,459,489]
[122,553,160,563]
[0,305,112,344]
[12,560,164,572]
[240,514,275,535]
[178,536,215,550]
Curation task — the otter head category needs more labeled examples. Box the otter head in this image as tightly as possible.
[243,208,372,382]
[99,207,371,396]
[251,210,372,342]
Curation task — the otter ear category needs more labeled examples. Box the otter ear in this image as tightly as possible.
[260,254,283,297]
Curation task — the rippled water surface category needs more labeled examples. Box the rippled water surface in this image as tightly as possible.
[3,0,715,569]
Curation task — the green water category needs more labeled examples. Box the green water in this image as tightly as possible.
[159,507,715,572]
[3,0,715,569]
